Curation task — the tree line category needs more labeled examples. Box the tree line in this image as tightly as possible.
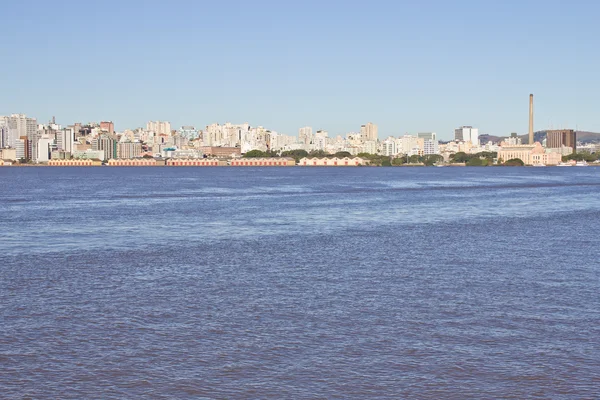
[244,150,354,162]
[244,148,600,166]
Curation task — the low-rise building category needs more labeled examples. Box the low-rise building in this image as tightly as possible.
[51,150,70,160]
[298,157,369,166]
[0,148,17,161]
[497,142,562,166]
[72,149,105,160]
[162,148,204,159]
[230,158,295,166]
[107,158,158,166]
[166,159,226,166]
[48,159,102,166]
[200,146,241,158]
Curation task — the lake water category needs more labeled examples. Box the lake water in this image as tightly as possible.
[1,166,599,399]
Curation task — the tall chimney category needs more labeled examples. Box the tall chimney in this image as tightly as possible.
[529,94,534,144]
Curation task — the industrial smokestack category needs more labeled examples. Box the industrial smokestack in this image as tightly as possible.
[529,94,534,144]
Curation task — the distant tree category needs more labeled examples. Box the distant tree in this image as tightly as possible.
[308,150,330,157]
[281,149,309,162]
[381,158,392,167]
[391,157,405,166]
[408,155,421,164]
[334,151,352,158]
[243,150,270,158]
[450,152,469,163]
[467,157,493,166]
[565,152,596,162]
[503,158,524,166]
[451,151,494,166]
[423,154,443,166]
[357,152,376,158]
[475,151,497,159]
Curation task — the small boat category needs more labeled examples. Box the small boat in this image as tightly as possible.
[575,160,589,167]
[557,162,572,167]
[532,164,546,167]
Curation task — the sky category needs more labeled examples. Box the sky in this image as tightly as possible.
[1,0,599,140]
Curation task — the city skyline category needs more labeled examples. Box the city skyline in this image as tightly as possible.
[2,1,599,138]
[0,111,588,143]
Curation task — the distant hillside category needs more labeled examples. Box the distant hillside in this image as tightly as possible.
[479,131,600,144]
[575,131,600,143]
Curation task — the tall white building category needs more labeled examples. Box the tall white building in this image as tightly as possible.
[313,130,328,151]
[56,128,75,153]
[298,126,313,144]
[36,135,54,162]
[0,120,8,148]
[146,121,172,135]
[455,126,479,145]
[381,138,397,156]
[397,135,422,155]
[0,114,37,150]
[269,132,296,151]
[361,140,378,154]
[418,133,439,155]
[202,122,250,147]
[423,139,439,155]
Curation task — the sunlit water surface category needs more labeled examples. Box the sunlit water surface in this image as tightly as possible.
[1,167,599,398]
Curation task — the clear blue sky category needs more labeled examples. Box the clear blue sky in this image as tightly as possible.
[2,0,598,139]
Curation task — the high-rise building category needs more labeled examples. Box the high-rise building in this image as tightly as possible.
[146,121,171,135]
[299,126,313,144]
[397,135,421,155]
[546,129,576,152]
[169,135,188,149]
[314,130,328,150]
[100,121,115,134]
[360,122,378,142]
[455,126,479,145]
[0,114,37,151]
[117,142,143,159]
[418,132,437,141]
[36,135,54,163]
[179,126,198,140]
[56,128,75,153]
[0,121,8,148]
[15,137,29,160]
[423,140,439,155]
[362,140,378,154]
[418,133,439,155]
[381,138,397,156]
[92,134,117,160]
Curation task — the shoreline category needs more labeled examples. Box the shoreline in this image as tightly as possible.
[1,164,597,168]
